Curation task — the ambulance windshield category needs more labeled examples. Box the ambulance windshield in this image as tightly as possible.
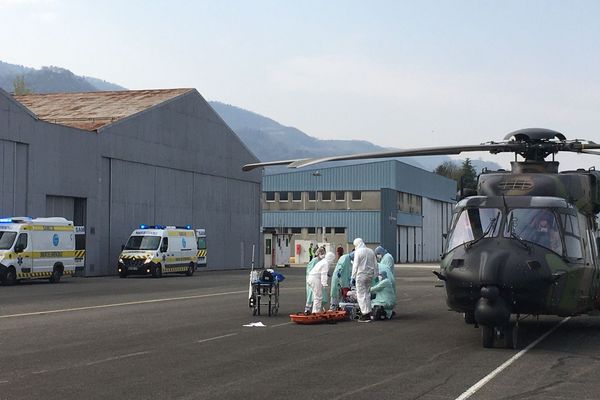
[0,231,17,250]
[124,235,161,251]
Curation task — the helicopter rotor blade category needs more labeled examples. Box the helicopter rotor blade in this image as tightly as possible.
[286,144,511,168]
[242,142,523,171]
[580,149,600,155]
[242,158,313,172]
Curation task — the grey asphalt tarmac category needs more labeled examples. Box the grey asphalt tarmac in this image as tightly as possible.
[1,265,599,400]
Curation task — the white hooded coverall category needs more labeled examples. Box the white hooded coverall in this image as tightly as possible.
[351,238,378,315]
[307,252,335,313]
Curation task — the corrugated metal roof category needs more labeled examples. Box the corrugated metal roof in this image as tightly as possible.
[13,89,194,131]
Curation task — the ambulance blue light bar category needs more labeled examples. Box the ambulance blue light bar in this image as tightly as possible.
[173,225,192,230]
[0,217,33,223]
[139,224,166,229]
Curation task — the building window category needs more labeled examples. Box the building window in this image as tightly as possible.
[325,227,332,233]
[307,227,316,234]
[334,227,345,234]
[322,191,332,201]
[335,191,345,202]
[410,194,422,214]
[265,192,275,202]
[398,192,422,214]
[351,191,362,201]
[279,192,289,202]
[292,191,302,202]
[308,191,316,202]
[291,227,301,234]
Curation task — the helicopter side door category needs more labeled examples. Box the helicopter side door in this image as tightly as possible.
[583,215,600,308]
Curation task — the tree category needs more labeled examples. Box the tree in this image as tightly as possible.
[434,160,461,180]
[460,158,478,192]
[13,75,32,95]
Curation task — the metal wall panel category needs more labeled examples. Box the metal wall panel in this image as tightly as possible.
[15,143,28,215]
[263,159,456,202]
[46,195,74,220]
[263,161,396,192]
[421,197,454,262]
[154,167,194,225]
[262,211,380,243]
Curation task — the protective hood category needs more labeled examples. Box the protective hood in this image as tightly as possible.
[324,252,336,264]
[353,238,365,248]
[375,246,387,255]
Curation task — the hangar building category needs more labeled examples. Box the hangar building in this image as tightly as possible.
[262,160,456,264]
[0,88,262,275]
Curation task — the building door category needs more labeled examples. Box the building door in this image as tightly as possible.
[397,226,408,263]
[274,234,291,266]
[46,195,87,270]
[415,227,423,262]
[407,227,415,263]
[264,235,273,269]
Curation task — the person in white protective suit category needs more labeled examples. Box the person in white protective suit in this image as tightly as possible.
[304,246,328,313]
[375,246,396,297]
[307,252,336,313]
[351,238,378,322]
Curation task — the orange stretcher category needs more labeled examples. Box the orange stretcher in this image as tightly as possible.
[289,310,348,324]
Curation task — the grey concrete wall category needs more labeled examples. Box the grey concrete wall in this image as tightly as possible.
[0,89,261,276]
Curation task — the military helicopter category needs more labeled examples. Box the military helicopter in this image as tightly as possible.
[243,128,600,348]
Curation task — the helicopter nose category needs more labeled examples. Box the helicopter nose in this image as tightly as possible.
[474,285,510,327]
[480,285,500,301]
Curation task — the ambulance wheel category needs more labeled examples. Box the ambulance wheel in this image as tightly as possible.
[4,267,17,285]
[186,262,195,276]
[152,264,162,278]
[49,268,62,283]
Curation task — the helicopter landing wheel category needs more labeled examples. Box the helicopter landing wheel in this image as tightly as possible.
[504,323,518,349]
[481,325,495,348]
[464,311,476,324]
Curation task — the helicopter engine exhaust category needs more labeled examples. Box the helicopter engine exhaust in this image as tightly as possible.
[475,285,510,327]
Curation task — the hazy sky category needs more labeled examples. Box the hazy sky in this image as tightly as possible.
[1,0,599,170]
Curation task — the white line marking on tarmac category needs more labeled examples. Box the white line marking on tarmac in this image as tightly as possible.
[271,322,293,328]
[197,333,238,343]
[0,290,248,319]
[0,380,8,384]
[454,317,571,400]
[85,351,151,366]
[32,370,48,375]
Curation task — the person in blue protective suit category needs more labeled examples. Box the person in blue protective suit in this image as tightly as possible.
[307,252,336,313]
[370,270,396,319]
[374,246,396,296]
[329,252,353,310]
[304,246,329,313]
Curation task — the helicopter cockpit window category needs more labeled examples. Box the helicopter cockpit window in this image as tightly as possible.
[504,208,563,255]
[446,208,502,251]
[560,213,584,259]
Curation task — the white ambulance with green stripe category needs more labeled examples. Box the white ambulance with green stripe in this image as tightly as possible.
[0,217,78,285]
[118,225,198,278]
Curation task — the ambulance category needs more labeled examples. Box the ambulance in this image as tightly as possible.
[118,225,198,278]
[195,228,207,268]
[0,217,78,285]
